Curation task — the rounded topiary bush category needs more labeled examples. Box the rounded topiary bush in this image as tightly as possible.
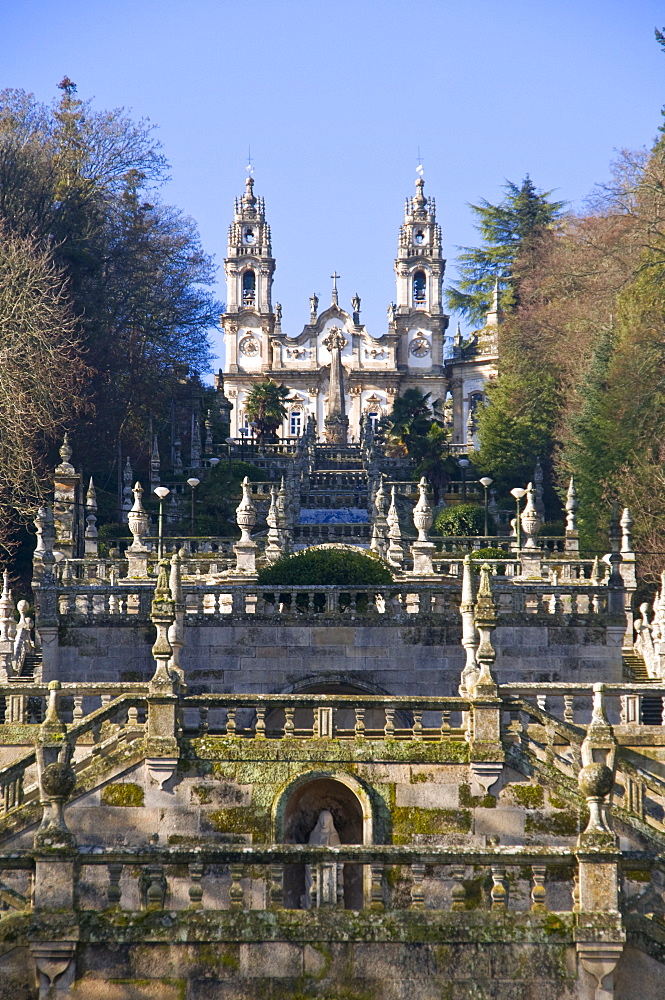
[257,547,393,586]
[434,503,486,537]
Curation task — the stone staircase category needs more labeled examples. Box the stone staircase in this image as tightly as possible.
[623,649,662,724]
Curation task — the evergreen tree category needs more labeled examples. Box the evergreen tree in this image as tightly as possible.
[445,177,564,325]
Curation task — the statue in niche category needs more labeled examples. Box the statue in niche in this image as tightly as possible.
[302,809,341,909]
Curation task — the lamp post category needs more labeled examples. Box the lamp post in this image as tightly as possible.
[187,477,200,535]
[154,486,170,559]
[510,487,527,551]
[479,476,493,536]
[225,436,233,472]
[239,426,248,463]
[458,457,469,503]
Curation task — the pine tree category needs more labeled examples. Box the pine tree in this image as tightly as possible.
[445,177,564,325]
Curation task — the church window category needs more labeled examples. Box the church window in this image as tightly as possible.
[290,411,302,437]
[367,411,379,432]
[413,270,426,304]
[414,229,425,245]
[242,270,256,305]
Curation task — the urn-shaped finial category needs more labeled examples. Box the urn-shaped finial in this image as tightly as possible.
[413,477,433,542]
[520,482,542,549]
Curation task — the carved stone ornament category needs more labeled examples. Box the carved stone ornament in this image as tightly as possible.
[239,335,260,357]
[409,337,431,358]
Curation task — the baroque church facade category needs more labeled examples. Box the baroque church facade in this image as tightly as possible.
[221,175,499,447]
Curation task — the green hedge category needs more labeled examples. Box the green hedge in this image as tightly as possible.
[257,548,393,586]
[434,503,486,537]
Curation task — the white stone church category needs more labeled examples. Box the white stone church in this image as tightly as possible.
[221,175,499,447]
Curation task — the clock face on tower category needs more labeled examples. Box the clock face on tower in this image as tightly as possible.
[244,228,256,244]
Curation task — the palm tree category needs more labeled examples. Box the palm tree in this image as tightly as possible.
[244,379,289,446]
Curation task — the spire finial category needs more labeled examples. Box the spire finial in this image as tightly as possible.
[331,271,340,306]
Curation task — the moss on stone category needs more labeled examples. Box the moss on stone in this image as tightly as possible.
[192,786,212,804]
[101,782,144,807]
[392,806,472,842]
[547,793,569,810]
[459,783,496,809]
[525,809,578,836]
[207,807,271,842]
[510,784,544,809]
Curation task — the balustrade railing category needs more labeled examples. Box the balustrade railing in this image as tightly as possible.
[0,691,147,815]
[180,693,469,740]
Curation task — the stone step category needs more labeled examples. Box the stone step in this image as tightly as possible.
[622,651,650,682]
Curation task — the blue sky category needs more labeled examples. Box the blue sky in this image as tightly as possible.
[2,0,664,370]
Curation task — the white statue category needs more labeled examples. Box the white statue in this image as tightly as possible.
[302,809,341,909]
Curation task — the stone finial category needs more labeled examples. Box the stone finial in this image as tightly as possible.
[472,564,498,697]
[413,478,433,542]
[128,482,148,550]
[121,457,134,521]
[84,477,98,556]
[173,437,183,474]
[590,555,601,585]
[150,560,175,687]
[277,476,291,551]
[520,483,542,549]
[191,411,201,469]
[0,570,14,644]
[370,478,388,559]
[565,478,578,533]
[236,477,257,544]
[167,550,185,680]
[35,682,76,849]
[265,485,282,563]
[620,507,633,554]
[204,410,213,455]
[150,436,161,488]
[606,502,624,612]
[578,683,617,844]
[55,433,75,475]
[386,486,404,568]
[533,458,545,520]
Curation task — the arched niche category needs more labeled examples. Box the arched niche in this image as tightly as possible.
[273,770,373,910]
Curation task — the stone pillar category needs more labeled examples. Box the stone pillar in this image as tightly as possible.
[519,482,542,579]
[459,555,478,696]
[370,479,388,560]
[575,684,625,998]
[265,485,282,563]
[386,486,404,569]
[146,561,179,788]
[33,506,59,682]
[0,570,15,681]
[564,477,579,554]
[469,565,504,794]
[84,477,98,556]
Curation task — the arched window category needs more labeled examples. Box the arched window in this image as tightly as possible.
[242,269,256,305]
[367,411,379,432]
[413,270,426,304]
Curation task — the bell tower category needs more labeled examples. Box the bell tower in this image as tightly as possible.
[224,176,274,314]
[392,177,448,374]
[222,176,276,376]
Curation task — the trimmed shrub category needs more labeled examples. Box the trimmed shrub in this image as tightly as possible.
[434,504,486,537]
[471,547,507,574]
[257,547,393,586]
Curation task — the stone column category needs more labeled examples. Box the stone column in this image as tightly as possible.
[322,327,349,445]
[146,560,179,788]
[233,478,258,575]
[469,565,504,794]
[53,435,81,560]
[126,482,150,579]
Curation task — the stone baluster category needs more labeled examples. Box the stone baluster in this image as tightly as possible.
[73,696,83,723]
[450,868,467,910]
[226,707,237,736]
[354,707,366,739]
[411,710,423,741]
[229,864,244,911]
[490,866,508,910]
[198,706,209,735]
[107,863,123,909]
[410,863,426,909]
[145,865,166,910]
[255,705,266,739]
[369,863,384,911]
[188,863,204,909]
[530,866,547,911]
[384,706,395,738]
[440,710,451,736]
[283,706,295,737]
[564,695,574,724]
[269,864,284,909]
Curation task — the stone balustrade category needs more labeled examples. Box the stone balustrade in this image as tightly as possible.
[180,692,469,740]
